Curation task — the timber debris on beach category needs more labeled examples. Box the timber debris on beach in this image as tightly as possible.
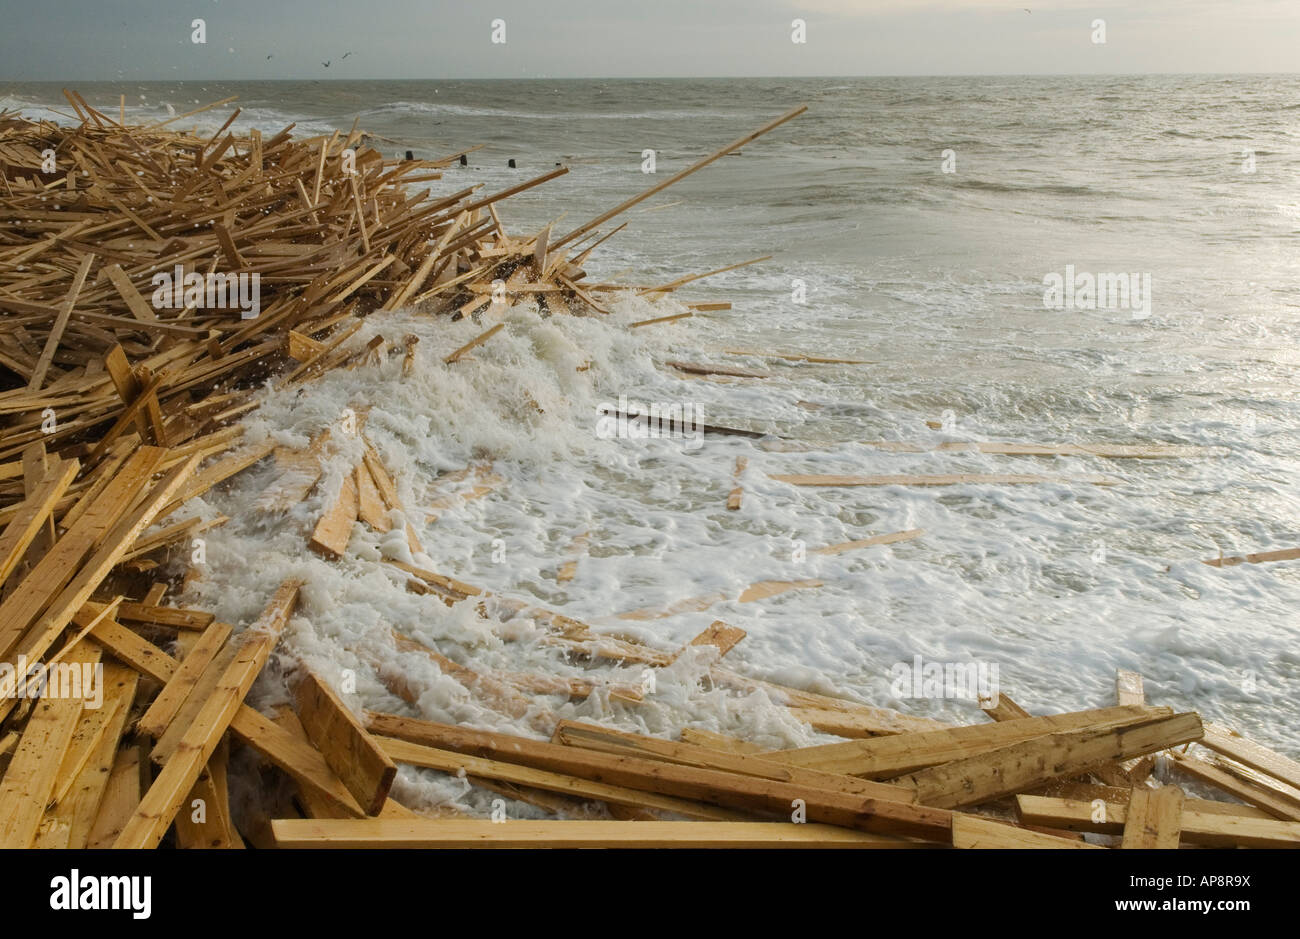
[0,93,1294,849]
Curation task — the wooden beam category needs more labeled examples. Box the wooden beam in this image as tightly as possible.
[28,252,95,390]
[114,580,301,848]
[379,735,751,822]
[366,712,951,842]
[1121,785,1184,849]
[768,706,1167,777]
[294,670,397,816]
[272,818,925,849]
[136,621,232,738]
[952,814,1104,849]
[1017,794,1300,848]
[0,645,102,847]
[770,473,1117,487]
[900,713,1203,808]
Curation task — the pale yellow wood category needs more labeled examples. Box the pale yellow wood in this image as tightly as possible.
[952,814,1103,849]
[1017,794,1300,848]
[1121,785,1184,849]
[273,818,923,849]
[900,713,1203,808]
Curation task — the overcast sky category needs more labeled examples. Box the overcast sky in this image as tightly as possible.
[1,0,1296,81]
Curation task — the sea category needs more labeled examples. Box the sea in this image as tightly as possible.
[4,76,1298,807]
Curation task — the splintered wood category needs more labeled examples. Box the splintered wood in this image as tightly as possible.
[0,95,1293,852]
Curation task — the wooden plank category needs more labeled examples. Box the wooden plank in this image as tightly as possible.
[810,528,923,556]
[103,263,158,323]
[900,713,1203,809]
[1017,794,1300,848]
[770,473,1117,487]
[680,621,747,659]
[552,106,806,250]
[309,471,358,558]
[551,721,914,802]
[37,665,138,848]
[379,735,751,822]
[0,453,196,724]
[952,814,1104,849]
[726,456,746,510]
[1121,785,1184,849]
[366,712,951,841]
[768,706,1169,776]
[1200,722,1300,791]
[0,457,79,583]
[0,645,101,847]
[0,447,166,665]
[354,462,390,531]
[679,728,766,755]
[1116,669,1145,706]
[981,693,1031,722]
[1168,751,1300,821]
[86,744,145,848]
[174,738,244,848]
[294,670,397,815]
[444,322,504,364]
[273,818,923,849]
[28,252,95,390]
[114,580,301,848]
[1203,547,1300,567]
[229,706,367,818]
[136,621,233,738]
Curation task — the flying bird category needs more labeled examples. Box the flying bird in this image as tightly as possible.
[322,60,330,68]
[342,51,353,59]
[266,54,273,59]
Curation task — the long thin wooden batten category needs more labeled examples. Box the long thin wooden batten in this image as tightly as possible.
[551,105,808,250]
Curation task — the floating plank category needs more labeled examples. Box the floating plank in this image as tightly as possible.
[681,621,747,659]
[273,818,923,849]
[771,473,1118,487]
[1017,794,1300,848]
[667,360,771,379]
[630,311,693,328]
[1121,785,1184,849]
[811,528,923,556]
[900,713,1203,809]
[294,670,397,816]
[444,322,504,364]
[309,472,358,558]
[556,530,589,584]
[723,348,868,365]
[114,580,301,848]
[863,440,1214,459]
[952,814,1103,849]
[1204,547,1300,567]
[727,456,746,510]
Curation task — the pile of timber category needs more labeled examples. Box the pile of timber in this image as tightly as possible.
[1,94,1296,850]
